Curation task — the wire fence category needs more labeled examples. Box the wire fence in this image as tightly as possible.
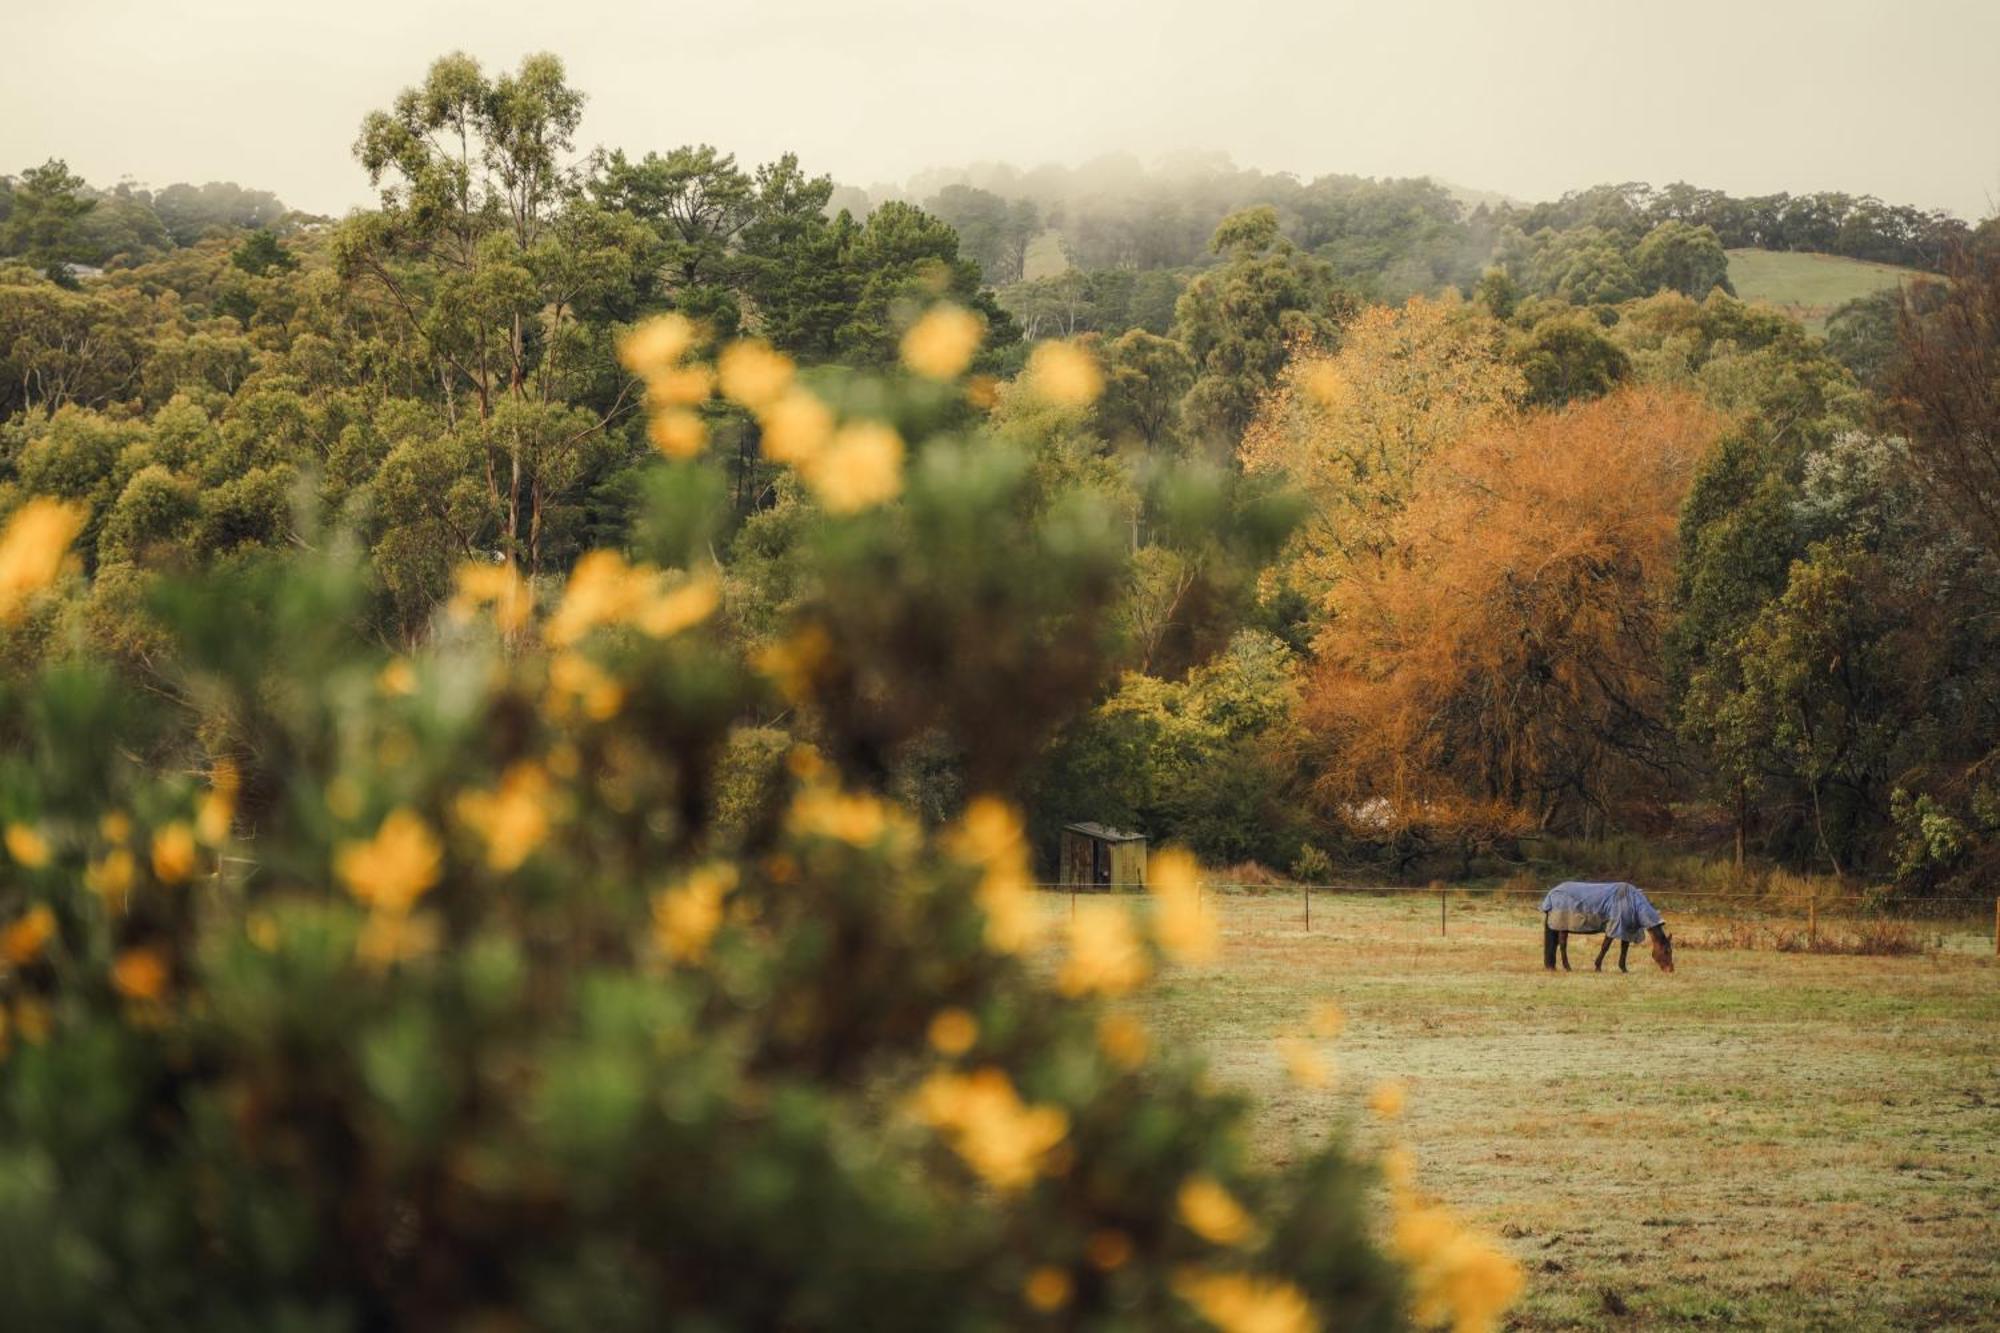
[1034,882,2000,956]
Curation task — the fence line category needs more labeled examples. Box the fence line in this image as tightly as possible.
[1033,881,2000,954]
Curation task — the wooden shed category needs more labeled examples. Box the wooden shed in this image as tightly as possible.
[1059,822,1148,890]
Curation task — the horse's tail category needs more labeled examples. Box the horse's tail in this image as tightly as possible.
[1543,920,1558,970]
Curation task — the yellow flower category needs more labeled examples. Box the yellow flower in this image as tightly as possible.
[617,313,701,378]
[1058,901,1149,998]
[1275,1036,1331,1089]
[1368,1079,1408,1119]
[4,823,50,869]
[1390,1196,1524,1333]
[448,561,533,634]
[548,550,640,645]
[1172,1271,1316,1333]
[1024,340,1103,408]
[788,786,905,848]
[651,863,737,963]
[758,388,834,465]
[718,339,795,410]
[648,408,709,459]
[948,797,1041,955]
[803,422,903,514]
[1023,1267,1073,1313]
[0,498,87,622]
[455,762,553,872]
[1309,1001,1344,1039]
[909,1067,1069,1193]
[335,808,442,915]
[645,363,714,407]
[900,304,984,379]
[547,651,625,721]
[377,657,418,696]
[99,811,132,844]
[1,905,56,966]
[246,910,281,952]
[151,822,198,885]
[1086,1229,1134,1271]
[637,572,719,639]
[1149,847,1217,963]
[1177,1175,1256,1247]
[111,945,170,1002]
[927,1007,978,1057]
[356,909,443,970]
[85,848,137,905]
[1097,1010,1150,1070]
[196,758,239,847]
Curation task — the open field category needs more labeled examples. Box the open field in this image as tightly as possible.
[1120,891,2000,1329]
[1726,247,1922,331]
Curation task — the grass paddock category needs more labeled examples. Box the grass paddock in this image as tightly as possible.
[1093,890,2000,1329]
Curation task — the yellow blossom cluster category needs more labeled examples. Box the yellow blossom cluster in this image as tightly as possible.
[111,945,170,1004]
[1057,900,1149,998]
[4,823,49,869]
[787,784,912,850]
[0,498,86,623]
[454,762,554,872]
[1148,848,1218,963]
[546,550,720,648]
[546,651,625,721]
[651,862,738,963]
[1178,1174,1257,1246]
[150,823,197,885]
[1024,340,1104,409]
[1389,1193,1525,1333]
[448,561,534,634]
[335,808,444,968]
[909,1067,1069,1193]
[927,1007,978,1057]
[1,904,56,966]
[1096,1010,1150,1070]
[619,314,712,460]
[196,758,238,847]
[946,797,1040,955]
[1171,1270,1317,1333]
[900,304,984,380]
[1275,1036,1332,1089]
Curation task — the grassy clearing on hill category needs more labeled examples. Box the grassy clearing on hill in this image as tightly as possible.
[1094,891,2000,1330]
[1725,248,1922,331]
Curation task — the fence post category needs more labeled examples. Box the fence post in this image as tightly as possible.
[1439,885,1447,937]
[1304,886,1311,933]
[1993,896,1998,958]
[1809,890,1817,948]
[1070,888,1076,923]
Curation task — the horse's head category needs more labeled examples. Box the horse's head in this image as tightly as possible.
[1649,925,1675,973]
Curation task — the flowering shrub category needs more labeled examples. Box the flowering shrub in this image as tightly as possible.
[0,315,1515,1330]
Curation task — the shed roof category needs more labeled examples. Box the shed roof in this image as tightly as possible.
[1062,822,1146,843]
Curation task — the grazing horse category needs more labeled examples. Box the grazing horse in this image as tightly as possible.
[1541,881,1674,973]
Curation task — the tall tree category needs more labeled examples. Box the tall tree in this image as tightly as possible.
[2,160,97,282]
[1172,207,1349,455]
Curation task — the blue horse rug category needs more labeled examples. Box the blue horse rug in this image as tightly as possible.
[1540,881,1663,942]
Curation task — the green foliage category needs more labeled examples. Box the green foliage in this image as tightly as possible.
[0,355,1410,1329]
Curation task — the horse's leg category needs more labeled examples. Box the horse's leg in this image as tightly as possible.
[1543,924,1558,971]
[1618,939,1630,973]
[1594,936,1611,972]
[1559,931,1572,971]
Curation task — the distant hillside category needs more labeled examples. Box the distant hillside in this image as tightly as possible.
[1726,248,1922,332]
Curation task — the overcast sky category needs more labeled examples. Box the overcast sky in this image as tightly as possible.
[6,0,1996,220]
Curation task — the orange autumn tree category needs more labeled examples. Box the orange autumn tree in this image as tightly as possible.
[1307,386,1726,858]
[1240,295,1523,609]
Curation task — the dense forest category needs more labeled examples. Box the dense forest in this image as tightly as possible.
[3,51,1997,893]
